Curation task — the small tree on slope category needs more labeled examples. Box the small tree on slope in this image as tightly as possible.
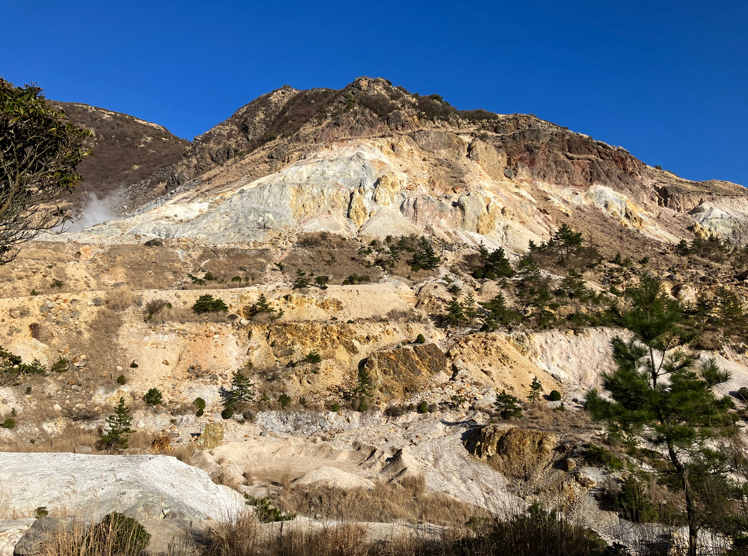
[586,274,738,556]
[101,397,134,450]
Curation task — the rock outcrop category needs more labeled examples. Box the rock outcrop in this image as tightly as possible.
[0,453,244,521]
[465,425,558,482]
[363,343,448,397]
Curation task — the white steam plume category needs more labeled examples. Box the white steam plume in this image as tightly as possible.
[66,189,122,232]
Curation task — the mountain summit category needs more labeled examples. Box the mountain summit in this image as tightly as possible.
[59,76,748,254]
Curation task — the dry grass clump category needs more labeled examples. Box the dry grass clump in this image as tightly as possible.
[106,286,134,311]
[90,307,123,337]
[522,404,594,435]
[172,444,197,465]
[145,298,169,318]
[275,478,487,527]
[37,513,152,556]
[204,512,260,556]
[0,425,101,453]
[273,524,369,556]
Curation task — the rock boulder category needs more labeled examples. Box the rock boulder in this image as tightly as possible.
[0,453,243,521]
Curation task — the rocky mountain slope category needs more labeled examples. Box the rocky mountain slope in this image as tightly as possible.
[55,77,748,254]
[2,77,748,554]
[48,101,190,217]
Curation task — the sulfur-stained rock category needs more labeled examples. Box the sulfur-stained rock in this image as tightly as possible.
[196,423,224,450]
[465,425,557,482]
[149,436,172,454]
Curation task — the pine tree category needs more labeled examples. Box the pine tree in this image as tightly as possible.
[463,292,478,320]
[557,269,591,302]
[528,377,542,402]
[553,223,583,265]
[475,242,514,279]
[480,293,518,330]
[101,397,134,449]
[495,390,523,419]
[252,294,274,315]
[444,298,467,327]
[225,370,254,411]
[293,270,310,289]
[586,274,738,556]
[410,237,441,270]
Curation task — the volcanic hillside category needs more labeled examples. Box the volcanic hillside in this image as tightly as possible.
[48,101,190,216]
[2,77,748,551]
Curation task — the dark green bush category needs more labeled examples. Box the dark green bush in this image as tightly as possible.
[129,361,138,368]
[1,418,15,429]
[304,350,322,364]
[738,387,748,402]
[584,444,624,471]
[196,408,204,417]
[221,406,234,420]
[342,274,370,285]
[358,399,368,412]
[417,401,429,414]
[244,495,295,523]
[415,334,426,344]
[330,403,340,412]
[116,375,126,385]
[193,397,206,410]
[549,390,562,401]
[51,357,68,373]
[86,512,151,556]
[143,388,163,406]
[192,294,228,313]
[0,346,46,382]
[279,394,291,408]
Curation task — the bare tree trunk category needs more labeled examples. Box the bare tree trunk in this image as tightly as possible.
[668,441,698,556]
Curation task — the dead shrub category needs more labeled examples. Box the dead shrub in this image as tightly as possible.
[106,286,134,311]
[523,405,594,435]
[145,298,168,318]
[37,514,151,556]
[204,512,260,556]
[171,444,196,465]
[0,424,101,453]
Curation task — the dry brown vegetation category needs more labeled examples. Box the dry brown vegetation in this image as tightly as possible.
[522,404,595,436]
[275,478,488,527]
[106,286,134,311]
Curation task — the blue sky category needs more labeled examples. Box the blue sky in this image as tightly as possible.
[2,0,747,185]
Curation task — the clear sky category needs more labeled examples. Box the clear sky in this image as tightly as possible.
[2,0,746,185]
